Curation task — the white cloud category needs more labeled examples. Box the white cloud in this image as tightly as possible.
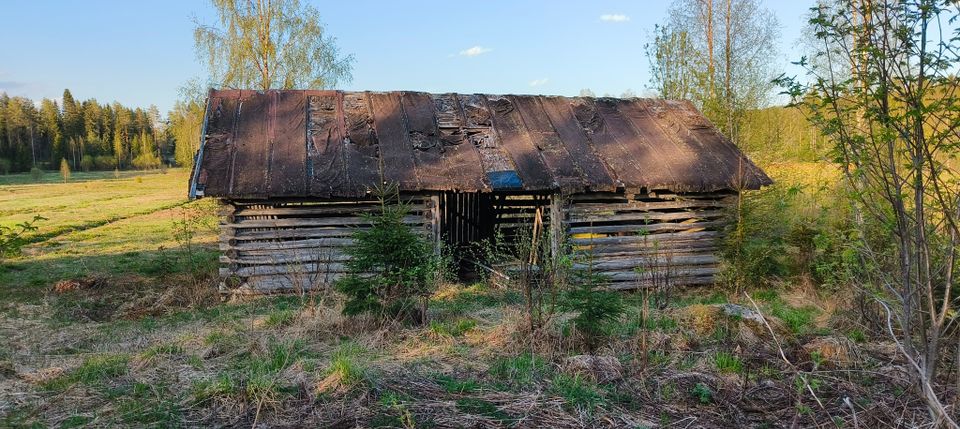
[529,78,550,87]
[459,46,492,57]
[600,14,630,22]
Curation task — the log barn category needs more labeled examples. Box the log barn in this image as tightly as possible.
[188,89,770,296]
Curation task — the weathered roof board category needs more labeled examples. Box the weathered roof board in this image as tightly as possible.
[190,89,771,199]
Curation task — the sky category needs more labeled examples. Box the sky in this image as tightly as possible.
[0,0,815,114]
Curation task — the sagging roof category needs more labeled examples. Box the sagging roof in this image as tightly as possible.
[190,89,771,199]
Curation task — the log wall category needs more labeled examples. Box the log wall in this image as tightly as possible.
[563,190,735,289]
[218,195,436,295]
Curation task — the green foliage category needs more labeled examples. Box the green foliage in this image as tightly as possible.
[29,166,42,181]
[713,351,743,374]
[435,374,480,394]
[324,342,368,389]
[0,215,45,258]
[336,187,440,321]
[560,270,626,351]
[429,318,477,338]
[550,374,605,411]
[192,339,309,405]
[194,0,353,91]
[455,398,511,422]
[691,382,713,404]
[42,354,130,391]
[0,158,10,174]
[489,353,551,389]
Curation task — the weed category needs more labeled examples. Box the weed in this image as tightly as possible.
[847,329,866,343]
[319,341,368,392]
[263,308,297,328]
[429,318,477,338]
[550,374,605,411]
[114,382,183,427]
[455,398,511,422]
[140,343,184,360]
[713,351,743,374]
[770,303,818,335]
[489,353,551,389]
[42,354,130,391]
[691,382,713,404]
[435,374,480,394]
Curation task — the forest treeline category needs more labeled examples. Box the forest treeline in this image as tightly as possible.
[0,89,171,174]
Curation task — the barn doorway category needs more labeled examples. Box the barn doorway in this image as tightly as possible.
[438,191,555,279]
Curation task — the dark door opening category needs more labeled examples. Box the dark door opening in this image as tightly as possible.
[439,191,553,279]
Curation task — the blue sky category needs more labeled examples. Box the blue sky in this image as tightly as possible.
[0,1,814,113]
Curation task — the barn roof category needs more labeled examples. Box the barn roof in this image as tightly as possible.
[189,89,770,199]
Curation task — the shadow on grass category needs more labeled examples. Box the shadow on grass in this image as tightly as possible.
[0,247,219,308]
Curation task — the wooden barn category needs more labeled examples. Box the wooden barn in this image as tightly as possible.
[188,89,770,296]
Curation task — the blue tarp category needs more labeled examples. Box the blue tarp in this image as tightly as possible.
[487,170,523,190]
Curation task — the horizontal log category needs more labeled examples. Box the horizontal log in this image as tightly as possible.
[224,215,425,229]
[566,209,727,225]
[229,274,346,295]
[221,237,355,252]
[569,199,732,213]
[572,254,717,271]
[221,252,351,265]
[222,262,351,277]
[576,243,717,256]
[568,220,727,235]
[601,267,719,282]
[235,204,427,217]
[571,231,718,246]
[607,275,717,289]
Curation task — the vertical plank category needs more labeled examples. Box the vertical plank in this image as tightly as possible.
[539,97,618,192]
[510,96,584,192]
[229,92,272,196]
[400,92,450,189]
[369,92,420,189]
[266,91,307,196]
[306,92,347,197]
[341,92,382,195]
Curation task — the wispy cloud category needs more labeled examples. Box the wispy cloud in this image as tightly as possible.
[529,78,549,87]
[600,14,630,22]
[459,46,492,57]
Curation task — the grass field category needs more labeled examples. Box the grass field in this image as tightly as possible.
[0,164,930,427]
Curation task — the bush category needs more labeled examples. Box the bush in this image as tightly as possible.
[132,152,162,170]
[59,158,71,182]
[94,155,117,170]
[30,166,43,181]
[560,269,626,352]
[0,158,10,175]
[335,186,440,322]
[79,156,94,172]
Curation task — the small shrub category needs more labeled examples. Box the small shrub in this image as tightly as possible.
[30,166,43,181]
[59,158,71,182]
[0,215,45,258]
[336,185,440,322]
[0,157,10,174]
[560,270,626,352]
[691,382,713,404]
[79,156,94,172]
